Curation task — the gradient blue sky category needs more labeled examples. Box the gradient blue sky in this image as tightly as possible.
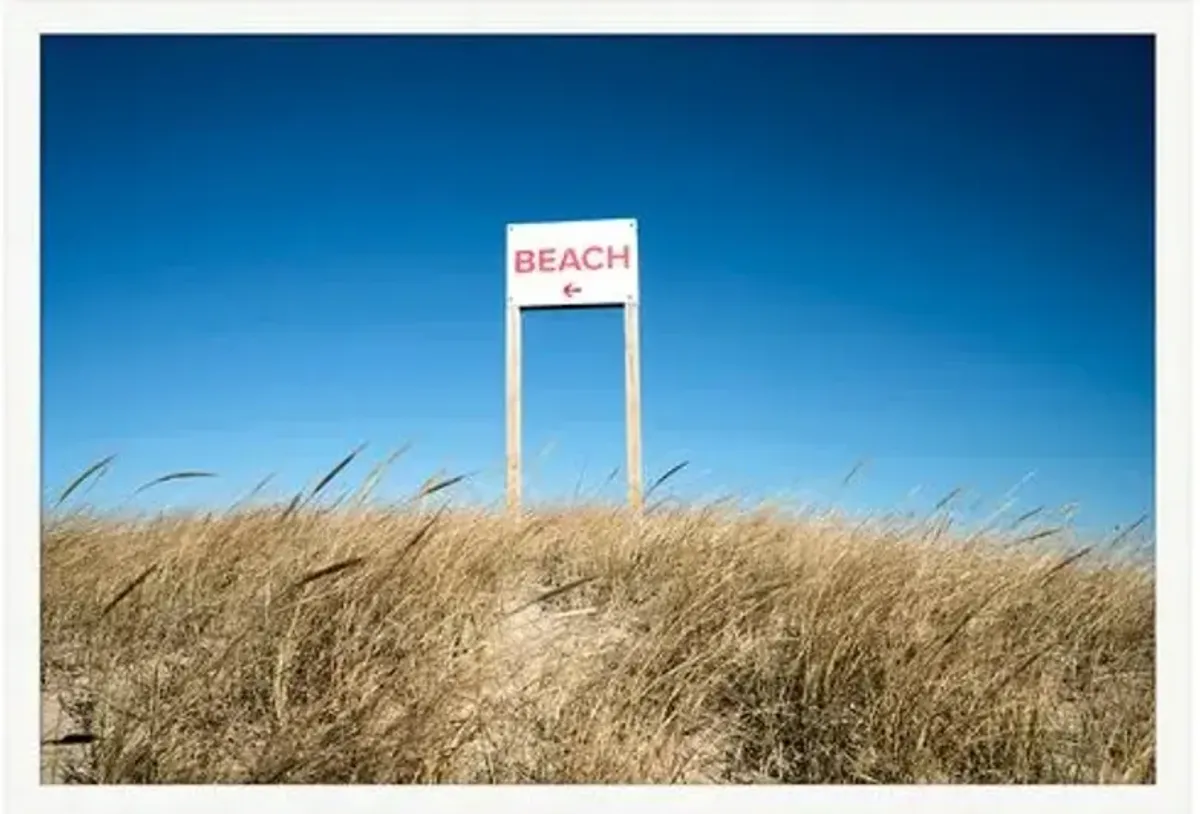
[41,34,1155,536]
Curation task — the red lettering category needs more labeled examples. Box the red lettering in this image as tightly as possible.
[517,244,634,274]
[559,247,582,271]
[607,244,631,269]
[582,246,604,270]
[514,250,535,273]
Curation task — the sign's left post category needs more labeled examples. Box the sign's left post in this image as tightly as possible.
[505,297,522,515]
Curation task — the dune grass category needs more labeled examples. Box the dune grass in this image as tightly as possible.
[40,465,1154,785]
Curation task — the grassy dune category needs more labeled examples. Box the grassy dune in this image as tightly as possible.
[40,481,1154,785]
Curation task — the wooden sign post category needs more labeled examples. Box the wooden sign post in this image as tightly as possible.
[505,218,642,515]
[505,298,523,511]
[623,298,643,512]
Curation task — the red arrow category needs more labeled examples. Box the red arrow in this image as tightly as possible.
[563,282,581,298]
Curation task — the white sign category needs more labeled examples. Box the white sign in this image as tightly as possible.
[506,218,639,308]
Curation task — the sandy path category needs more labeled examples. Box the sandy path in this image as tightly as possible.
[41,682,91,783]
[445,584,730,782]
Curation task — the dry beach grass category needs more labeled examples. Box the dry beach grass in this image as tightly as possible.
[40,462,1155,784]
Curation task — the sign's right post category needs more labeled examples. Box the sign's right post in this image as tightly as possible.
[624,296,643,512]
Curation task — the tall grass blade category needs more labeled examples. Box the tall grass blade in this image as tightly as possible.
[841,458,870,487]
[42,733,98,746]
[932,487,963,513]
[1010,506,1045,529]
[292,557,366,591]
[371,509,446,585]
[506,575,598,617]
[1038,546,1093,586]
[1107,514,1149,551]
[646,461,689,499]
[398,510,443,561]
[354,444,411,506]
[1013,526,1064,546]
[239,473,276,505]
[310,444,367,502]
[926,582,1007,662]
[133,471,216,495]
[55,454,116,508]
[415,473,468,499]
[572,462,589,502]
[280,491,304,521]
[99,564,159,620]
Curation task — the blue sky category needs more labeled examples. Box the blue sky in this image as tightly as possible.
[41,35,1155,537]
